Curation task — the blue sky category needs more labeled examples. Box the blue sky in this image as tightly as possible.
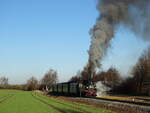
[0,0,149,84]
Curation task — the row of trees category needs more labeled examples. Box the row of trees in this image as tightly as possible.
[0,69,58,91]
[116,47,150,95]
[100,47,150,95]
[132,47,150,94]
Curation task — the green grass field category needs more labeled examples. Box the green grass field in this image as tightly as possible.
[0,90,115,113]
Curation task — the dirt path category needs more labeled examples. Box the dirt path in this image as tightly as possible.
[0,94,14,104]
[31,94,67,113]
[37,94,91,113]
[45,96,91,113]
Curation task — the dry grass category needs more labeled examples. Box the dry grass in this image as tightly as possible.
[98,95,150,103]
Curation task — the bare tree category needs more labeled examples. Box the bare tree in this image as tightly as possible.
[132,47,150,93]
[106,67,122,87]
[26,76,38,91]
[41,69,58,90]
[0,77,8,85]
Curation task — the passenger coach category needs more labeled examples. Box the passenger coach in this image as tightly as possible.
[52,81,81,96]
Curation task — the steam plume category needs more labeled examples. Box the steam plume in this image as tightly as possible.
[96,81,110,96]
[88,0,150,74]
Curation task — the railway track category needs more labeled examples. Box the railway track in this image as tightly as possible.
[94,97,150,106]
[77,97,150,113]
[81,96,150,108]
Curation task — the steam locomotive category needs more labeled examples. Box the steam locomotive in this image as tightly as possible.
[51,81,97,97]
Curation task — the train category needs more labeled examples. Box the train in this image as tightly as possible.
[51,81,97,97]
